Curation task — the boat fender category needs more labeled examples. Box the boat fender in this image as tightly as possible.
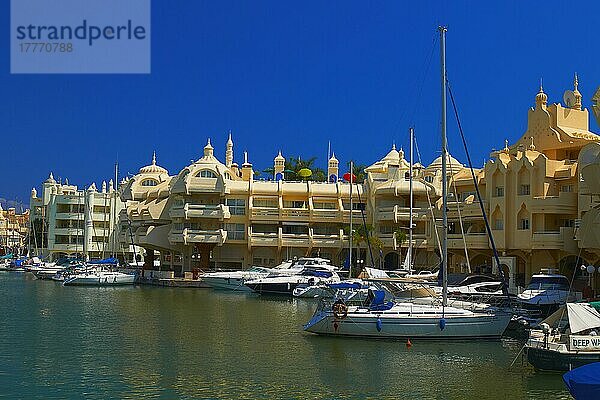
[376,318,382,332]
[333,321,339,332]
[439,318,446,331]
[406,339,412,348]
[332,300,348,320]
[114,277,117,283]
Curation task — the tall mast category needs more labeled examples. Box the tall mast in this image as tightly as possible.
[349,160,353,277]
[439,26,448,307]
[113,162,118,259]
[409,127,414,271]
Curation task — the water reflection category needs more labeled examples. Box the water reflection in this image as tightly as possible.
[0,273,571,399]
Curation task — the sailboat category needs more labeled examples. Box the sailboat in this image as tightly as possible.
[303,26,511,339]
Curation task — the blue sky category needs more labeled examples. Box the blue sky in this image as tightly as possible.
[1,1,599,205]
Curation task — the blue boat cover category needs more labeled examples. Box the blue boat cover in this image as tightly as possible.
[88,257,119,265]
[328,282,362,290]
[369,290,394,311]
[305,269,332,278]
[563,362,600,399]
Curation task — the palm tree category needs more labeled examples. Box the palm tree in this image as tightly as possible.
[394,229,408,269]
[286,156,326,182]
[346,224,382,275]
[346,162,368,182]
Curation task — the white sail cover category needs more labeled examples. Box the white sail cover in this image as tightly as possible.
[567,303,600,334]
[364,267,390,279]
[401,247,412,271]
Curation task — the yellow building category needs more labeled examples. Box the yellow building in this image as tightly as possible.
[0,205,29,255]
[120,77,600,284]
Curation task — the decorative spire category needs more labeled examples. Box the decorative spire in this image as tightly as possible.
[392,143,396,151]
[529,136,536,151]
[204,138,214,158]
[225,132,234,168]
[535,80,548,109]
[573,72,582,110]
[398,147,404,160]
[152,151,156,165]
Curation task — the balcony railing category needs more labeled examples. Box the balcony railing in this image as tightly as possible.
[530,192,577,214]
[168,228,227,245]
[170,204,230,220]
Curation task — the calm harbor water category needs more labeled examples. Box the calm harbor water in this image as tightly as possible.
[0,272,570,399]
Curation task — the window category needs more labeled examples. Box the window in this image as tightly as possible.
[458,191,476,201]
[284,200,306,209]
[518,219,530,230]
[141,179,158,186]
[560,184,573,193]
[253,198,278,208]
[425,176,433,183]
[197,170,217,178]
[313,224,339,235]
[494,186,504,197]
[313,201,337,210]
[224,172,232,180]
[493,218,503,230]
[519,184,530,196]
[252,224,278,234]
[226,198,246,215]
[342,202,365,211]
[225,223,245,240]
[282,225,308,235]
[562,219,575,228]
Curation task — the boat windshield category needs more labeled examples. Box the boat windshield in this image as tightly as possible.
[526,276,570,291]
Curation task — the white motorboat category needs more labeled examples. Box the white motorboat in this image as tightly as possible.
[245,268,341,295]
[517,270,582,316]
[303,27,511,340]
[63,266,135,286]
[201,266,273,291]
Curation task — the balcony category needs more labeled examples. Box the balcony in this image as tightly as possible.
[531,231,562,249]
[168,228,227,245]
[448,233,489,249]
[53,227,83,236]
[55,212,84,220]
[250,207,280,221]
[280,208,310,221]
[530,192,577,214]
[249,233,279,246]
[50,243,82,252]
[446,200,488,218]
[310,209,341,222]
[312,234,343,248]
[280,233,310,247]
[342,209,364,223]
[186,177,220,193]
[170,204,230,220]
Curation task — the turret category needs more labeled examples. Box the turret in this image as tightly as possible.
[274,151,285,179]
[327,152,339,182]
[241,151,253,181]
[225,131,234,168]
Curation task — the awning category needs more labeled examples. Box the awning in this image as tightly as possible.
[543,303,600,334]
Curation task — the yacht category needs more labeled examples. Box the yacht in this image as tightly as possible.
[63,266,136,286]
[517,270,581,315]
[303,27,512,340]
[201,266,274,291]
[525,303,600,371]
[245,268,341,295]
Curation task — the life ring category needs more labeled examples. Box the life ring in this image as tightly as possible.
[332,300,348,320]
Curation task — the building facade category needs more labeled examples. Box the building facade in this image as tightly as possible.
[117,77,600,284]
[0,205,29,255]
[29,174,134,261]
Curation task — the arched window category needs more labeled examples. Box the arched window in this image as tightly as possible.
[424,175,433,183]
[224,172,232,180]
[196,170,217,178]
[141,179,158,187]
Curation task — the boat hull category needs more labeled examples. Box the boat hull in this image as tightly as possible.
[304,308,511,339]
[63,274,135,286]
[526,347,600,371]
[245,282,298,295]
[201,277,253,292]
